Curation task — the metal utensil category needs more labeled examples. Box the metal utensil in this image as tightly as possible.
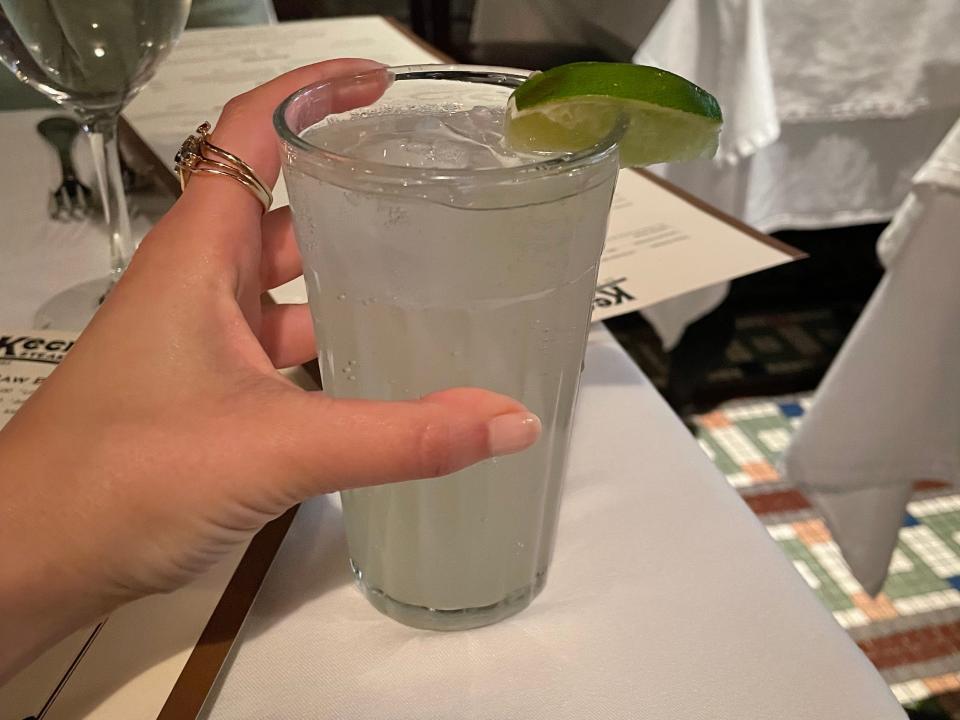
[37,117,95,221]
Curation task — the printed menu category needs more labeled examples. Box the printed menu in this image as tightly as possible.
[0,330,75,424]
[589,169,803,321]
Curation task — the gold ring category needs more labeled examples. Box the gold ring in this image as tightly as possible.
[174,122,273,212]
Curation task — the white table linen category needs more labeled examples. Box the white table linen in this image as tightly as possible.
[199,325,904,720]
[0,110,163,329]
[782,117,960,595]
[636,0,960,233]
[632,0,960,345]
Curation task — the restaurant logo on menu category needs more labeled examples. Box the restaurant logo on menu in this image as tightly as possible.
[0,335,75,364]
[593,278,636,309]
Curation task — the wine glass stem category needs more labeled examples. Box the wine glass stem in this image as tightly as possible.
[83,116,132,283]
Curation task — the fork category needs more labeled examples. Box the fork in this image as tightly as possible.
[37,116,95,221]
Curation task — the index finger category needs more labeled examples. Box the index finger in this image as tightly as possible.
[181,58,389,216]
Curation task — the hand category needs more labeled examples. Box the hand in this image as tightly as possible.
[0,59,541,681]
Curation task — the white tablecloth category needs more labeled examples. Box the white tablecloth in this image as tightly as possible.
[629,0,960,346]
[0,108,167,329]
[636,0,960,231]
[475,0,960,347]
[198,324,904,719]
[782,117,960,596]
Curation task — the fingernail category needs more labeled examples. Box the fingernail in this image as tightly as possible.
[487,412,542,456]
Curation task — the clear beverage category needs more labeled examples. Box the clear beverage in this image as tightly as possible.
[276,66,620,630]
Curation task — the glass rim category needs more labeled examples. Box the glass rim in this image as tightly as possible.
[272,63,622,184]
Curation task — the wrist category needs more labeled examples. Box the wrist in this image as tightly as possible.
[0,542,114,685]
[0,426,121,683]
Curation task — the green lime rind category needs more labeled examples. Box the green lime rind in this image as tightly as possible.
[505,62,723,167]
[512,62,721,121]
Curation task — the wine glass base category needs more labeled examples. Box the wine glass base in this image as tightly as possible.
[34,276,114,331]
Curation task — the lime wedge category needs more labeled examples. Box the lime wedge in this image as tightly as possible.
[505,62,722,167]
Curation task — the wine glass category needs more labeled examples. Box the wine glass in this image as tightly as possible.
[0,0,192,329]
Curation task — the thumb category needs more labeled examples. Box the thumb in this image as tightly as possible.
[266,388,542,499]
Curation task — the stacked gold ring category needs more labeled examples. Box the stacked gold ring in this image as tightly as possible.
[174,122,273,212]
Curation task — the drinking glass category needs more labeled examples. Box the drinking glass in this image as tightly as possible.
[0,1,192,329]
[276,65,621,630]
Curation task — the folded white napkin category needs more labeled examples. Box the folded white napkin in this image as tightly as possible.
[783,117,960,594]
